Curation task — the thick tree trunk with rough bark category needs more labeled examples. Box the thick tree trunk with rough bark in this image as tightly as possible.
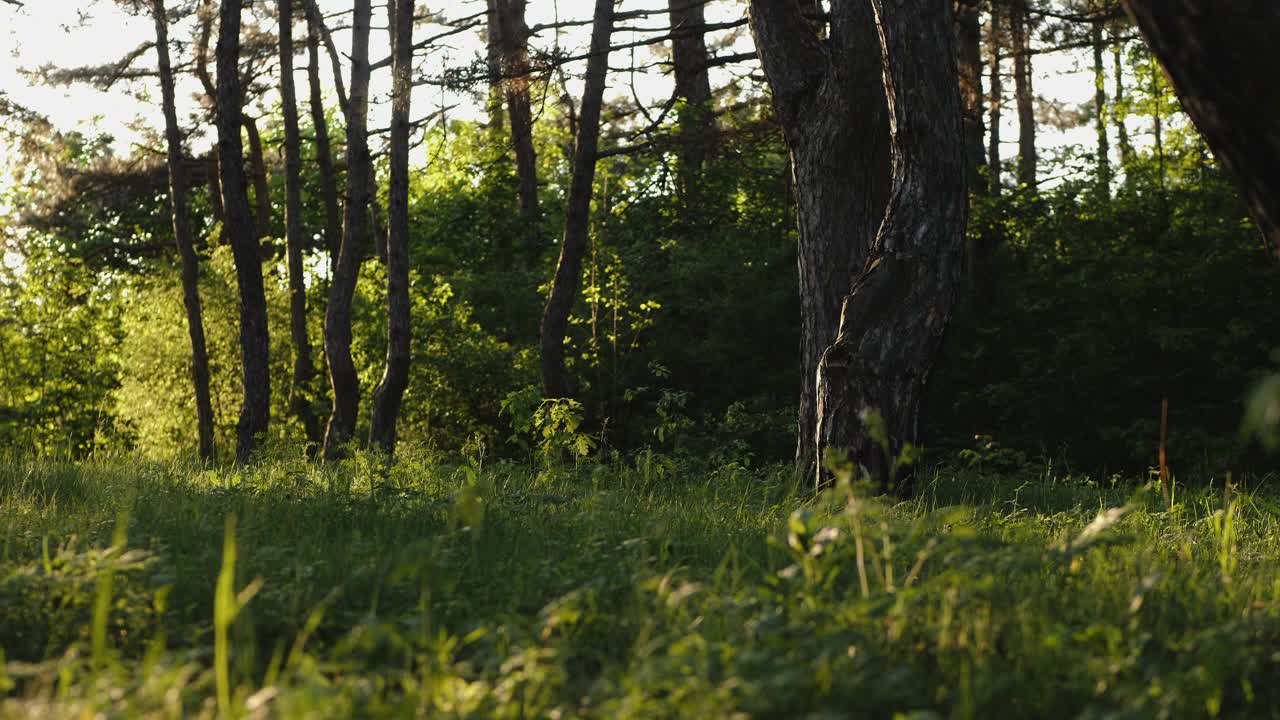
[749,0,891,478]
[1120,0,1280,255]
[668,0,718,203]
[306,8,342,273]
[216,0,271,462]
[954,0,985,191]
[278,0,321,446]
[539,0,615,399]
[1091,17,1111,195]
[323,0,372,459]
[486,0,506,132]
[151,0,216,461]
[814,0,967,494]
[369,0,414,453]
[1011,0,1036,189]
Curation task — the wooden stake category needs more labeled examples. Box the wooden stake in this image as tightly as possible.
[1159,397,1171,508]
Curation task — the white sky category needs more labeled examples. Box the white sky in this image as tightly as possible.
[0,1,1107,179]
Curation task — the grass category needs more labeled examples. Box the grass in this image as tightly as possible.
[1,447,1279,718]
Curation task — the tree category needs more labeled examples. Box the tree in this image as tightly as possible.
[954,0,985,191]
[215,0,272,462]
[278,0,321,446]
[368,0,414,453]
[539,0,616,399]
[749,0,891,477]
[813,0,967,492]
[987,3,1004,194]
[1010,0,1037,189]
[322,0,373,459]
[304,0,342,272]
[1120,0,1280,255]
[150,0,216,461]
[493,0,542,262]
[668,0,718,203]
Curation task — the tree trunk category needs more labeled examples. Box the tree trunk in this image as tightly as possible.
[151,0,216,462]
[485,0,506,132]
[1112,30,1132,167]
[749,0,892,478]
[668,0,718,204]
[216,0,271,462]
[1091,17,1111,195]
[954,0,985,192]
[207,148,225,227]
[322,0,372,459]
[1010,0,1036,189]
[306,7,342,274]
[814,0,967,494]
[369,0,414,453]
[987,3,1003,195]
[278,0,321,446]
[496,0,542,259]
[539,0,615,399]
[243,115,273,241]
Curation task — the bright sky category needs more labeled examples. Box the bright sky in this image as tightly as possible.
[0,1,1106,178]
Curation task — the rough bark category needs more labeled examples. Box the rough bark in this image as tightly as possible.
[814,0,967,494]
[243,115,273,241]
[954,0,985,192]
[322,0,372,459]
[485,0,506,131]
[749,0,892,478]
[279,0,321,446]
[369,0,414,453]
[306,5,342,273]
[1091,17,1111,194]
[496,0,542,259]
[151,0,216,461]
[1010,0,1036,189]
[539,0,615,399]
[668,0,718,203]
[216,0,271,462]
[987,3,1003,194]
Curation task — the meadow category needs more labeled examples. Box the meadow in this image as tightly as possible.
[3,448,1279,718]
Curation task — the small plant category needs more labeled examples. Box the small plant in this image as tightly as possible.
[502,386,596,468]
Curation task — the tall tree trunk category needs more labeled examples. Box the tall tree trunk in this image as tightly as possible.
[1010,0,1036,189]
[497,0,542,259]
[151,0,216,461]
[750,0,892,478]
[278,0,321,446]
[322,0,372,459]
[369,0,414,453]
[539,0,615,399]
[954,0,985,192]
[485,0,506,132]
[207,148,225,226]
[987,3,1003,195]
[814,0,966,494]
[216,0,271,462]
[1120,0,1280,254]
[243,115,273,241]
[1091,16,1111,195]
[306,8,342,273]
[1112,30,1132,167]
[668,0,718,204]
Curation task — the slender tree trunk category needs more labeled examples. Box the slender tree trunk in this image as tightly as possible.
[1010,0,1036,189]
[243,115,273,241]
[497,0,542,259]
[485,0,506,132]
[207,148,225,226]
[814,0,967,494]
[306,9,342,274]
[369,0,414,453]
[1092,16,1111,195]
[750,0,892,478]
[151,0,216,461]
[1112,31,1132,167]
[668,0,718,204]
[216,0,271,462]
[322,0,372,459]
[954,0,985,192]
[987,3,1003,195]
[539,0,615,399]
[278,0,321,446]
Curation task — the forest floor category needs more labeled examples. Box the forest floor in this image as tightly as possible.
[1,451,1279,718]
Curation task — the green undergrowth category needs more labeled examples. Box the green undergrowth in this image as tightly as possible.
[2,449,1280,718]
